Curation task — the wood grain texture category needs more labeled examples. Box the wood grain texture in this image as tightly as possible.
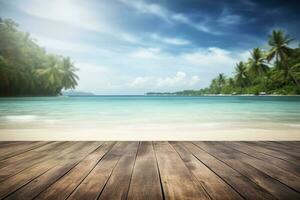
[0,141,298,200]
[242,141,300,166]
[197,141,300,199]
[4,142,108,200]
[261,141,300,159]
[186,142,275,200]
[67,142,124,200]
[0,141,51,161]
[170,141,242,200]
[0,142,93,199]
[98,142,139,200]
[213,142,300,192]
[35,142,110,200]
[154,141,210,200]
[127,142,163,200]
[0,142,73,182]
[225,141,300,177]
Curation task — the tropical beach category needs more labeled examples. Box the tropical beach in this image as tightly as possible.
[0,0,300,199]
[1,96,300,140]
[1,18,300,141]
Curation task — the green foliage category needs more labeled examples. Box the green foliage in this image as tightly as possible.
[0,18,78,96]
[248,48,269,77]
[174,29,300,96]
[267,30,293,63]
[234,61,248,88]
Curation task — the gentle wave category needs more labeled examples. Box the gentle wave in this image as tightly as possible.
[285,123,300,127]
[5,115,39,122]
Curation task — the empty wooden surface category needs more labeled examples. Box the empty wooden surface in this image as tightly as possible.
[0,141,299,200]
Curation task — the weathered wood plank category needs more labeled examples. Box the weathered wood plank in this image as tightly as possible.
[127,141,164,200]
[197,141,300,199]
[0,141,32,150]
[153,141,210,200]
[98,142,140,200]
[0,142,101,199]
[228,142,300,192]
[0,142,72,182]
[170,141,242,200]
[0,141,298,200]
[0,141,51,161]
[280,141,300,148]
[0,141,20,146]
[67,142,128,200]
[4,142,108,200]
[264,141,300,153]
[224,141,300,177]
[261,141,300,158]
[0,141,67,169]
[242,142,300,166]
[0,141,29,149]
[185,142,274,200]
[34,142,111,200]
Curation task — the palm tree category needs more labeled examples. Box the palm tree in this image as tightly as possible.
[36,56,65,94]
[209,77,225,94]
[275,57,300,88]
[61,57,78,90]
[248,48,269,76]
[267,30,293,64]
[289,63,300,88]
[217,73,226,87]
[234,61,248,87]
[286,63,300,88]
[227,77,235,86]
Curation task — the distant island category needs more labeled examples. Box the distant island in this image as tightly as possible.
[62,91,95,96]
[148,30,300,96]
[146,92,279,96]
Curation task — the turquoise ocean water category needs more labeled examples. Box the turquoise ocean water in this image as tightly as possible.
[0,96,300,140]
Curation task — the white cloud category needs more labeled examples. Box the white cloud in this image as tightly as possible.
[157,71,186,87]
[129,48,161,59]
[118,0,169,21]
[129,72,200,90]
[219,14,241,25]
[173,14,222,35]
[163,37,190,45]
[120,33,140,43]
[150,34,190,45]
[218,9,242,25]
[190,75,201,85]
[182,47,240,68]
[171,14,190,24]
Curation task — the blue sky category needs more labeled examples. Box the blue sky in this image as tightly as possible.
[0,0,299,94]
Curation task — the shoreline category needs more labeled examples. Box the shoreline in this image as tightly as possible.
[1,127,300,141]
[0,94,300,98]
[145,94,300,97]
